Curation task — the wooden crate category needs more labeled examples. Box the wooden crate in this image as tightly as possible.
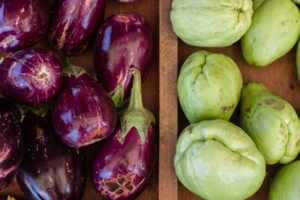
[159,0,300,200]
[0,0,159,199]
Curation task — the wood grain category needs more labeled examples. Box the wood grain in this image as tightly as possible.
[0,0,159,199]
[158,0,178,200]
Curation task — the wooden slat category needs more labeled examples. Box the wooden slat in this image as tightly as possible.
[159,0,178,200]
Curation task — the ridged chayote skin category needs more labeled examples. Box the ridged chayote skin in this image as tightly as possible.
[269,160,300,200]
[177,51,243,124]
[170,0,253,47]
[297,40,300,82]
[174,119,266,200]
[240,82,300,164]
[242,0,300,67]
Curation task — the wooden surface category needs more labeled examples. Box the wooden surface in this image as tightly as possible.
[158,0,178,200]
[0,0,159,199]
[160,1,300,200]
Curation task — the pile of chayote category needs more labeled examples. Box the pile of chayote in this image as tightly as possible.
[172,0,300,199]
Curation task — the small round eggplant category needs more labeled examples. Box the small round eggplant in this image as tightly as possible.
[0,0,49,52]
[0,48,63,106]
[92,68,156,200]
[52,64,117,148]
[0,99,22,191]
[17,112,86,200]
[95,13,153,107]
[49,0,106,55]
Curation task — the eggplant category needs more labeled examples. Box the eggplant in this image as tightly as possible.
[0,99,22,191]
[92,68,156,200]
[94,13,153,107]
[16,112,86,200]
[0,0,49,52]
[52,64,117,148]
[49,0,106,55]
[0,48,62,106]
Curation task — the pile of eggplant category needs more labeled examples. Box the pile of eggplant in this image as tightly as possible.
[0,0,155,200]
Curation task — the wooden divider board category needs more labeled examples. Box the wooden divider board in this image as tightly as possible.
[159,0,300,200]
[159,0,178,200]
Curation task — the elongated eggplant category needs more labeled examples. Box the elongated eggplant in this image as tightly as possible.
[95,13,153,107]
[49,0,106,55]
[0,0,49,52]
[17,112,86,200]
[52,64,117,148]
[92,68,156,200]
[0,48,62,106]
[0,99,22,191]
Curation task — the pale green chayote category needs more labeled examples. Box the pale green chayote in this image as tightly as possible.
[242,0,300,67]
[174,119,266,200]
[240,82,300,164]
[177,51,243,124]
[170,0,253,47]
[269,160,300,200]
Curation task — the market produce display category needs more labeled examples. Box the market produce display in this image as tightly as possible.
[49,0,106,55]
[240,82,300,165]
[170,0,253,47]
[177,51,242,123]
[269,160,300,200]
[1,0,300,199]
[0,100,22,192]
[52,63,117,148]
[92,68,156,199]
[0,0,156,199]
[0,0,49,52]
[0,48,62,106]
[95,14,153,107]
[17,112,86,200]
[174,120,266,200]
[172,0,300,199]
[242,0,300,67]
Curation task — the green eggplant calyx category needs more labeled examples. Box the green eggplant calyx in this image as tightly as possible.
[63,57,97,79]
[120,67,156,144]
[109,84,125,108]
[18,102,52,122]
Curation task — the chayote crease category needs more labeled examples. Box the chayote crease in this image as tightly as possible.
[240,82,300,164]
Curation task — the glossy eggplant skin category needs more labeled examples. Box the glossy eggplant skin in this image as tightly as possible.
[93,124,155,200]
[95,13,153,107]
[92,68,156,200]
[49,0,106,55]
[0,48,62,106]
[17,112,86,200]
[52,72,117,148]
[0,99,22,191]
[0,0,49,52]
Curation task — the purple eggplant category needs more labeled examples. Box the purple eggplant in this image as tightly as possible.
[94,13,153,107]
[0,0,49,52]
[52,63,117,148]
[92,68,156,200]
[0,99,22,191]
[49,0,106,55]
[0,48,62,106]
[16,112,86,200]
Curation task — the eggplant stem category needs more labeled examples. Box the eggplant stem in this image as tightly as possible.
[128,67,144,110]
